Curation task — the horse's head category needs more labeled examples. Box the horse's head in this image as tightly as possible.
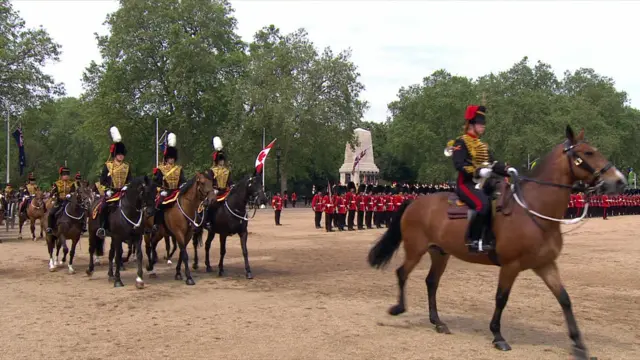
[246,172,264,201]
[33,190,45,208]
[197,170,216,203]
[123,176,153,212]
[563,125,626,194]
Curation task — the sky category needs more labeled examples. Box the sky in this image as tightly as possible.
[10,0,640,122]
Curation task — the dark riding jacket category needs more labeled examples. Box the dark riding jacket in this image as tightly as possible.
[452,133,508,183]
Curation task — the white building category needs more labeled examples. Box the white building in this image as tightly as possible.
[338,128,380,184]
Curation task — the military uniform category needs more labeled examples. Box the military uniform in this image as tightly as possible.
[272,192,283,225]
[97,126,132,238]
[208,136,232,227]
[46,167,77,233]
[451,105,510,253]
[19,173,40,214]
[356,183,366,230]
[346,182,357,231]
[152,132,186,232]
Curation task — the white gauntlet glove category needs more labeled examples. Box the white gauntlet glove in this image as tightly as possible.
[160,190,168,196]
[506,167,519,177]
[478,168,493,178]
[65,194,71,199]
[106,190,113,197]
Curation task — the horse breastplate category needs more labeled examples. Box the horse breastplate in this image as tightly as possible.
[212,166,230,189]
[55,180,73,200]
[106,161,129,189]
[159,164,182,189]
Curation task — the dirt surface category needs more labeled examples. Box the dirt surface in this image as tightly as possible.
[0,209,638,360]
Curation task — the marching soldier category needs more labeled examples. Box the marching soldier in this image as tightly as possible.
[291,192,297,208]
[356,183,366,230]
[311,187,324,229]
[97,126,132,239]
[152,133,186,233]
[283,190,288,208]
[365,184,374,229]
[374,185,385,228]
[451,105,514,253]
[19,172,40,214]
[46,166,79,233]
[346,181,357,231]
[272,192,283,225]
[322,187,334,232]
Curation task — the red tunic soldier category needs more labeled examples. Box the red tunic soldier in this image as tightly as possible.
[356,183,366,230]
[602,194,609,219]
[291,192,297,208]
[311,187,324,229]
[364,184,374,229]
[374,185,385,228]
[336,185,347,231]
[346,182,357,231]
[322,188,334,232]
[272,192,283,225]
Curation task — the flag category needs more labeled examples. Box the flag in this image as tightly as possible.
[12,127,26,176]
[351,146,369,174]
[158,133,168,154]
[255,138,276,174]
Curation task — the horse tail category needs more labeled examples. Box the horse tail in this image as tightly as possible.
[95,236,105,257]
[367,200,412,269]
[193,227,203,247]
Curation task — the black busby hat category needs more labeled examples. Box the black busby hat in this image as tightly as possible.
[464,105,487,125]
[109,126,127,157]
[347,181,356,191]
[164,132,178,161]
[59,166,70,176]
[358,183,366,193]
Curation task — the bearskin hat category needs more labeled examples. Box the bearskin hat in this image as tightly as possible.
[109,126,127,157]
[347,181,356,191]
[358,183,366,193]
[28,172,35,181]
[464,105,487,125]
[164,132,178,161]
[59,166,70,176]
[384,185,391,194]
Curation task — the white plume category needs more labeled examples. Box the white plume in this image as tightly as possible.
[213,136,223,151]
[110,126,122,143]
[167,133,176,147]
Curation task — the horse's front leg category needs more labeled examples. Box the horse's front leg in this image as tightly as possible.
[30,219,36,241]
[107,242,115,281]
[113,239,125,287]
[60,235,69,264]
[47,235,56,272]
[17,214,23,240]
[135,235,145,289]
[39,217,44,239]
[489,264,521,351]
[239,231,253,279]
[68,237,79,274]
[218,235,227,277]
[204,231,215,273]
[192,230,200,270]
[144,233,156,276]
[86,235,96,277]
[181,236,195,286]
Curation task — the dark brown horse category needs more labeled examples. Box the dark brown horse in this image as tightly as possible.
[154,171,215,285]
[45,187,88,274]
[18,190,46,240]
[367,126,626,360]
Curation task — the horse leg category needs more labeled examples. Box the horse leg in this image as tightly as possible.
[86,235,96,276]
[174,239,184,281]
[108,242,115,281]
[55,237,62,266]
[30,219,36,241]
[534,261,589,360]
[18,215,23,240]
[239,232,253,279]
[135,235,145,289]
[425,248,451,334]
[164,235,171,261]
[217,235,227,277]
[61,236,69,264]
[489,263,521,351]
[169,236,177,259]
[68,237,78,274]
[180,238,195,286]
[39,218,44,239]
[113,239,125,287]
[388,250,423,316]
[47,236,56,272]
[192,231,199,270]
[204,231,215,273]
[144,233,156,276]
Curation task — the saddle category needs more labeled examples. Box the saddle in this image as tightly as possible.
[446,181,513,220]
[156,189,180,207]
[90,192,121,220]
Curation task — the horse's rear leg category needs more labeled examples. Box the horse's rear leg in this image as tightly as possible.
[47,236,56,271]
[533,262,590,360]
[425,247,451,334]
[239,232,253,279]
[388,235,428,316]
[192,232,200,270]
[489,263,521,351]
[30,219,36,241]
[67,238,79,274]
[204,231,215,273]
[18,215,23,239]
[217,235,227,277]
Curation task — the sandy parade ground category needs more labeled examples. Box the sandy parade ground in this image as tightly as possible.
[0,208,638,360]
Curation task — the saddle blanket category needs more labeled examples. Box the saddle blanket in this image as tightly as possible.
[216,189,230,202]
[156,189,180,206]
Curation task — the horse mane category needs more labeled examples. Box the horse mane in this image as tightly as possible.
[179,177,196,195]
[525,143,565,178]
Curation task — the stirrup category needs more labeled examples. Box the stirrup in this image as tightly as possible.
[96,228,106,238]
[45,227,53,234]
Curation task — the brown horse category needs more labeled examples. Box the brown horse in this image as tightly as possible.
[155,170,214,285]
[45,188,88,274]
[367,126,626,360]
[18,190,46,240]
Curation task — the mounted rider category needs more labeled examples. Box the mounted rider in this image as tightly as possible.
[207,136,232,222]
[74,172,83,189]
[45,166,80,233]
[19,172,40,214]
[96,126,132,239]
[152,132,186,233]
[451,104,515,253]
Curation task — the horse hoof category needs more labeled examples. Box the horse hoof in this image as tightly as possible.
[387,304,406,316]
[149,272,157,278]
[571,346,591,360]
[48,267,56,272]
[108,276,114,282]
[114,280,125,288]
[185,278,196,286]
[246,272,253,279]
[135,277,144,289]
[435,324,451,334]
[175,274,183,281]
[68,268,76,275]
[205,266,213,273]
[218,270,225,277]
[166,260,172,265]
[85,269,93,277]
[493,340,512,351]
[192,264,198,270]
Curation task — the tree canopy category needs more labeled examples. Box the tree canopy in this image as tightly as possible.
[2,0,639,190]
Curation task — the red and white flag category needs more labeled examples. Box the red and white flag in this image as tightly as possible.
[351,146,370,174]
[255,139,277,174]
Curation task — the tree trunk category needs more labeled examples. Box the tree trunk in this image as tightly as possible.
[280,170,288,194]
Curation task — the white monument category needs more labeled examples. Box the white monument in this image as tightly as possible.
[339,128,380,184]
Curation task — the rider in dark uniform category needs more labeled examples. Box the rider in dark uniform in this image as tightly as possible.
[451,105,514,253]
[97,126,132,239]
[152,132,186,233]
[46,167,77,233]
[208,136,232,226]
[19,172,40,214]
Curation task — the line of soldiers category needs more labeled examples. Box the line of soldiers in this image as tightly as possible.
[310,182,419,232]
[565,190,640,219]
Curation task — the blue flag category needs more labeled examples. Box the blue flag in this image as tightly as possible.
[11,128,26,176]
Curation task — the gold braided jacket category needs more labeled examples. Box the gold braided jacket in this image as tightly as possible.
[54,179,74,200]
[211,165,230,189]
[26,183,39,195]
[459,134,490,174]
[158,164,182,190]
[106,160,130,189]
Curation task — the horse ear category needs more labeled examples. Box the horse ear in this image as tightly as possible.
[576,128,585,142]
[566,125,575,144]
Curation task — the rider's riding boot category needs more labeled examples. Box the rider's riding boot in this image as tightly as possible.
[466,211,492,253]
[152,192,167,233]
[96,208,108,239]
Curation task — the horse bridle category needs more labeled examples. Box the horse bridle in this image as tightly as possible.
[563,140,614,191]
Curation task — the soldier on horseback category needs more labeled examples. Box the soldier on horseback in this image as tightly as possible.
[19,172,39,214]
[74,172,82,189]
[451,105,515,253]
[207,136,232,223]
[96,126,131,239]
[46,166,82,233]
[152,132,185,233]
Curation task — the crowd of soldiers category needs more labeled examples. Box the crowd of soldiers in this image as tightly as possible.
[565,190,640,219]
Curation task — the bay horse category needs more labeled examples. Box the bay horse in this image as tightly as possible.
[18,190,46,240]
[367,126,626,360]
[152,170,215,285]
[85,176,156,288]
[192,173,263,279]
[45,188,88,274]
[142,216,177,277]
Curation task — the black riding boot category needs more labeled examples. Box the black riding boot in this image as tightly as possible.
[466,211,492,253]
[152,209,164,233]
[96,207,109,239]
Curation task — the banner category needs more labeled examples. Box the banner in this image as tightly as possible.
[255,139,276,174]
[11,127,26,176]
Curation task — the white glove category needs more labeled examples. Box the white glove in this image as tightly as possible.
[160,190,168,196]
[65,194,71,199]
[106,190,113,197]
[507,167,519,177]
[478,168,492,178]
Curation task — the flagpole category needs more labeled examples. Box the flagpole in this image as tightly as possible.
[262,128,265,190]
[155,118,159,168]
[5,107,9,184]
